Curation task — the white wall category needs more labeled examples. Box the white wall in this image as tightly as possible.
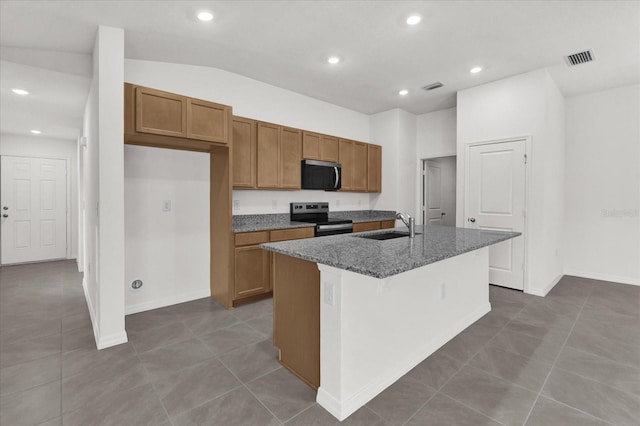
[564,85,640,285]
[81,26,126,349]
[416,107,457,224]
[124,146,211,313]
[457,69,566,296]
[369,108,417,219]
[417,107,457,158]
[370,109,401,211]
[0,133,79,260]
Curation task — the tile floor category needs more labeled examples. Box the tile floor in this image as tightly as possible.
[1,260,639,425]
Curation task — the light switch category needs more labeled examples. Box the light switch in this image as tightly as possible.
[162,200,171,212]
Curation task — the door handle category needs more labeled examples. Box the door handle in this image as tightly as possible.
[2,214,8,218]
[2,206,8,210]
[441,212,446,216]
[334,167,339,189]
[468,217,476,223]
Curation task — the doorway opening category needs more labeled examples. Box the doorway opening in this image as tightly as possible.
[421,156,456,227]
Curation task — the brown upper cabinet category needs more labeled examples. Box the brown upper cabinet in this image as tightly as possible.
[338,139,355,190]
[125,83,231,151]
[353,142,368,192]
[135,86,187,137]
[257,122,301,189]
[339,139,367,192]
[367,144,382,193]
[186,98,229,143]
[302,132,339,163]
[232,116,257,188]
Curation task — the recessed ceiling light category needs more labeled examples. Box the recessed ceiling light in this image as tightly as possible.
[12,88,29,95]
[399,89,409,96]
[470,66,483,74]
[197,11,213,21]
[406,15,422,25]
[327,56,340,65]
[31,130,42,134]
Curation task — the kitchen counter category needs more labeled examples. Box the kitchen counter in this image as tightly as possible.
[262,225,520,278]
[265,224,521,421]
[232,210,396,233]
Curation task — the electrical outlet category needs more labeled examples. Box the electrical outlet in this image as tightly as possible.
[324,282,335,306]
[233,199,240,210]
[271,200,277,210]
[336,199,340,208]
[358,199,362,208]
[162,200,171,212]
[440,282,446,300]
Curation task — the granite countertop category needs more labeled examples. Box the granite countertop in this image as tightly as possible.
[233,210,397,233]
[261,225,521,279]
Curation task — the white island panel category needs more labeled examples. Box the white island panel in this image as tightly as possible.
[317,247,490,420]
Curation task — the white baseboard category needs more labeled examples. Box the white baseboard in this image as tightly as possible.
[526,272,564,297]
[317,303,490,421]
[82,277,100,348]
[96,331,128,350]
[125,289,212,315]
[82,277,129,350]
[564,269,639,287]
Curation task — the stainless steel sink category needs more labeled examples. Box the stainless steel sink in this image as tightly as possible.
[357,231,420,241]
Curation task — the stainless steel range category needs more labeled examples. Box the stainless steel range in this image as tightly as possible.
[290,202,353,237]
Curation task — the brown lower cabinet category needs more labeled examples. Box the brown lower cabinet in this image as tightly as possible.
[273,253,320,389]
[233,227,314,306]
[352,219,396,233]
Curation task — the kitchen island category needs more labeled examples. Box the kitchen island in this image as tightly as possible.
[262,225,520,421]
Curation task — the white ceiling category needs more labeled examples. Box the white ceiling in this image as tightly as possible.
[1,0,639,140]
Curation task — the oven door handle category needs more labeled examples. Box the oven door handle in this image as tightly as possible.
[316,223,353,232]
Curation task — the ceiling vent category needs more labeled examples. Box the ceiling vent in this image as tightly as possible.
[422,82,444,91]
[564,49,594,66]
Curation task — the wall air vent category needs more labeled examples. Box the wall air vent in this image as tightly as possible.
[564,49,594,66]
[422,82,444,91]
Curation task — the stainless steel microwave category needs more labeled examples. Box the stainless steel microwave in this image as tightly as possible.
[301,160,341,191]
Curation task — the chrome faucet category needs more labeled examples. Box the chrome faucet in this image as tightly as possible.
[396,212,415,238]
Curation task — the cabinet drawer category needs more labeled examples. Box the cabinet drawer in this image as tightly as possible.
[270,227,314,242]
[235,231,269,247]
[380,220,396,229]
[353,221,381,233]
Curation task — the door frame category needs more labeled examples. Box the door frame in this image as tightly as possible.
[420,155,456,227]
[0,154,72,263]
[463,136,532,293]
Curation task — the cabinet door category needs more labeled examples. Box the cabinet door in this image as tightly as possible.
[281,127,302,189]
[135,86,187,137]
[257,122,280,188]
[187,98,229,143]
[353,221,381,233]
[302,132,321,160]
[232,117,256,188]
[367,144,382,193]
[234,245,270,298]
[320,135,339,162]
[338,139,354,191]
[380,220,395,229]
[353,142,368,191]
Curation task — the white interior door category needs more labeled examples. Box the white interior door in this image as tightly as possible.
[424,160,444,225]
[1,156,67,264]
[466,140,526,290]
